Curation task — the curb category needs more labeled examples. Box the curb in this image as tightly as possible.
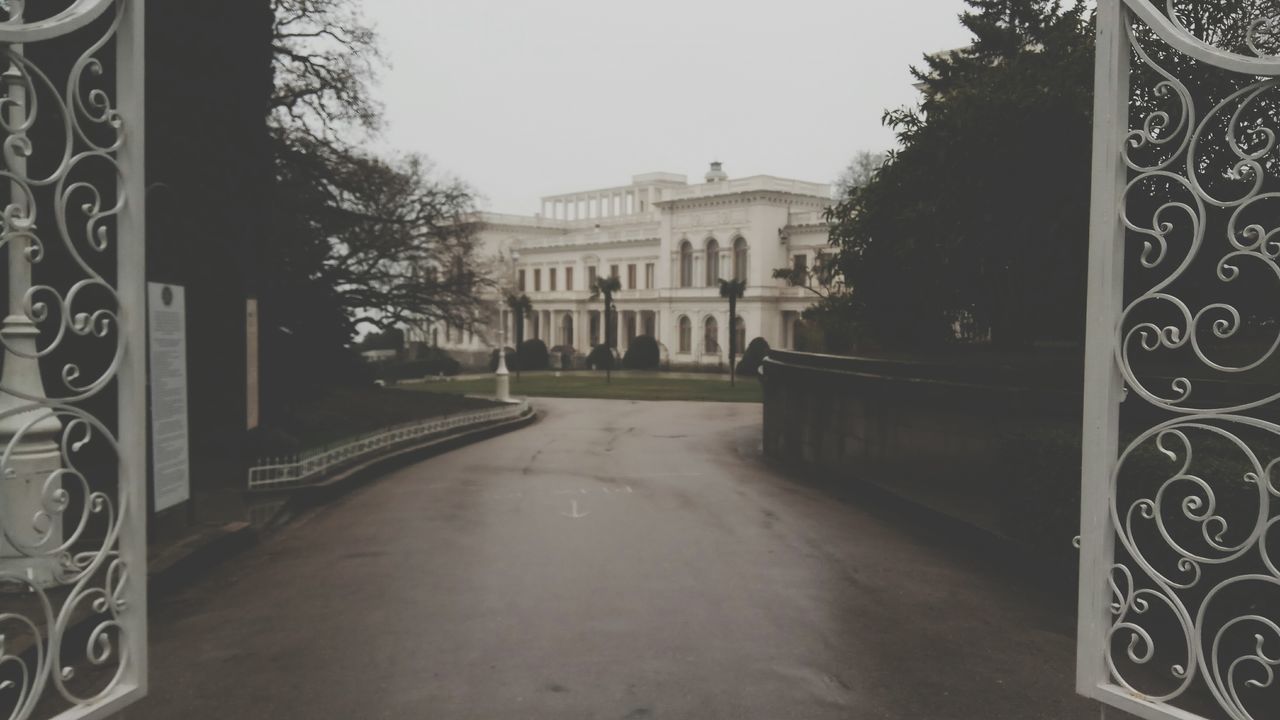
[292,407,538,505]
[147,407,538,596]
[149,521,259,596]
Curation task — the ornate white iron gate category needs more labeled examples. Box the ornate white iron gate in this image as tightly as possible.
[1082,1,1280,718]
[0,1,147,718]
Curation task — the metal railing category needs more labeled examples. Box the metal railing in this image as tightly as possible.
[247,400,530,491]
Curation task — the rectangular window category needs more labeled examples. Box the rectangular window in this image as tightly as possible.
[566,267,574,291]
[627,264,637,289]
[610,264,619,279]
[518,269,526,291]
[587,266,597,289]
[534,269,542,292]
[645,263,655,289]
[792,254,808,285]
[550,268,558,291]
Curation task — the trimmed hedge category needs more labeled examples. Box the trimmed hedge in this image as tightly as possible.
[586,344,617,370]
[380,349,460,380]
[488,347,517,372]
[736,337,770,379]
[623,335,660,370]
[549,345,576,369]
[517,339,550,371]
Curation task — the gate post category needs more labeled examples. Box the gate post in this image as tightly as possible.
[1077,0,1129,700]
[117,0,149,704]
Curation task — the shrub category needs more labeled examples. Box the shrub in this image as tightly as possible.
[379,349,460,381]
[517,339,550,371]
[623,335,660,370]
[586,344,617,370]
[419,347,461,376]
[488,347,517,372]
[549,345,576,369]
[736,337,770,379]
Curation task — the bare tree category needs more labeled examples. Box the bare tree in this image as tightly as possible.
[270,0,383,142]
[319,152,491,335]
[833,150,887,198]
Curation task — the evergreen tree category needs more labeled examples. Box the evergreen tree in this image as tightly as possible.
[826,0,1094,349]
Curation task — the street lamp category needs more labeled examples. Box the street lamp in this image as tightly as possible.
[510,248,521,381]
[0,3,64,587]
[494,327,511,402]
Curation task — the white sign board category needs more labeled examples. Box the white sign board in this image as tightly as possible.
[148,283,191,511]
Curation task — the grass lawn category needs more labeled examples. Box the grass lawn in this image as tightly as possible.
[404,371,763,403]
[256,385,503,453]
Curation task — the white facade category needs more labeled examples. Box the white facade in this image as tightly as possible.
[421,163,832,368]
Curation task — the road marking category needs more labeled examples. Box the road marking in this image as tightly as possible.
[562,500,590,519]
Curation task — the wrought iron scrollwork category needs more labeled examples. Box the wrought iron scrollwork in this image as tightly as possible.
[0,1,139,718]
[1107,3,1280,718]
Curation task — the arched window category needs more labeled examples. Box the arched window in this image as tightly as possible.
[704,316,719,354]
[734,316,746,353]
[679,241,693,288]
[733,237,748,282]
[678,316,692,353]
[705,238,720,286]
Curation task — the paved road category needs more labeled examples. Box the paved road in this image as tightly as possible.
[129,398,1097,719]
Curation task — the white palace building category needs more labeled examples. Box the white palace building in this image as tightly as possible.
[423,162,833,368]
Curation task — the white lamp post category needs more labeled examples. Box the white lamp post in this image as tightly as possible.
[510,247,521,381]
[495,328,511,402]
[0,0,65,587]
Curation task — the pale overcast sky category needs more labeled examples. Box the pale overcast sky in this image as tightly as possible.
[363,0,975,214]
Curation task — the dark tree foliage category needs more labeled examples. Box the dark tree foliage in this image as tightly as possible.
[517,340,550,371]
[736,337,772,379]
[827,0,1094,349]
[359,328,405,352]
[587,345,616,371]
[488,347,518,373]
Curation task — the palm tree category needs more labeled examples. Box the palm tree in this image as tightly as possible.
[590,275,622,383]
[718,278,746,386]
[505,292,533,379]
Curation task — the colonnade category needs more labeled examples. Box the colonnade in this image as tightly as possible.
[541,186,660,221]
[503,307,661,355]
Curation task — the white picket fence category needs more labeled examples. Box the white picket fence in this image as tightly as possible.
[247,400,530,491]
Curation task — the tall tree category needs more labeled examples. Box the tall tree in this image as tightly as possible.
[264,0,491,394]
[591,275,622,383]
[833,150,887,198]
[270,0,382,142]
[505,292,533,378]
[827,0,1094,349]
[719,279,746,385]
